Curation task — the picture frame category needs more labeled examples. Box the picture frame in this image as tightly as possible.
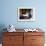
[18,7,35,21]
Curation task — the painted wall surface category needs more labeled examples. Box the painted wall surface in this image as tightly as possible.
[0,0,46,29]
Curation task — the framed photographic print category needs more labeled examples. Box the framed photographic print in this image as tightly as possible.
[18,7,35,21]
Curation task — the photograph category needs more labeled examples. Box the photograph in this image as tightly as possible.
[18,7,35,21]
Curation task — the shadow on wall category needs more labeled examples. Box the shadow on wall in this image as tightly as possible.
[0,24,7,43]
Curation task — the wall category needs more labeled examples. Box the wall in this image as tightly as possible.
[0,0,46,29]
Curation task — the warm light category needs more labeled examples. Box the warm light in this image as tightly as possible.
[44,44,46,46]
